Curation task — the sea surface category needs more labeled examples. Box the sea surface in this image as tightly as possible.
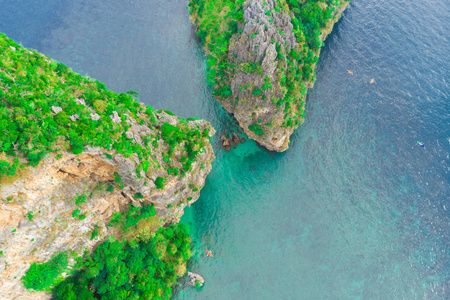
[1,0,449,299]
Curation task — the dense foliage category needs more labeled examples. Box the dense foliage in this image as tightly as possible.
[0,33,209,181]
[52,224,192,300]
[189,0,348,132]
[1,33,206,298]
[22,252,69,291]
[188,0,243,95]
[110,203,157,230]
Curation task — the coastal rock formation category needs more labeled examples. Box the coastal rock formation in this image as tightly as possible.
[0,112,215,300]
[190,0,350,151]
[221,130,244,150]
[0,34,215,299]
[222,0,297,151]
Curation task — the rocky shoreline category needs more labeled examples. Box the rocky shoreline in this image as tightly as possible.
[0,34,215,299]
[189,0,350,152]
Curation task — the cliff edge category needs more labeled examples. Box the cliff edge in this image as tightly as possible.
[0,34,215,299]
[189,0,350,151]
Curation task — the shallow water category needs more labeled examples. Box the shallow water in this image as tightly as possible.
[1,0,449,298]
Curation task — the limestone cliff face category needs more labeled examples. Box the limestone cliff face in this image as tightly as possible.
[211,0,350,152]
[223,0,297,151]
[0,112,215,299]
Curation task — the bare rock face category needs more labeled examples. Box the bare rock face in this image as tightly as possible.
[0,111,215,299]
[219,0,296,152]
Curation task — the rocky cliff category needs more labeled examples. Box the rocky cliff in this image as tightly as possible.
[190,0,350,151]
[0,34,215,299]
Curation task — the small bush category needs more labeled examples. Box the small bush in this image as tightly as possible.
[155,177,166,189]
[90,225,99,240]
[252,88,263,96]
[133,192,144,199]
[22,252,69,291]
[74,195,87,205]
[72,209,81,218]
[249,123,264,136]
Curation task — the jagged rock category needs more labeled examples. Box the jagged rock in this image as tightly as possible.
[90,112,101,121]
[51,106,63,114]
[111,111,121,123]
[195,0,350,152]
[76,98,86,106]
[125,131,134,140]
[221,135,232,151]
[231,131,241,146]
[187,271,205,287]
[70,114,80,122]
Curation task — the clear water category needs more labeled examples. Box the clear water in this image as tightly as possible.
[1,0,449,298]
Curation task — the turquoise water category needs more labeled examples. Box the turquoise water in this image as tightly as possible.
[1,0,449,299]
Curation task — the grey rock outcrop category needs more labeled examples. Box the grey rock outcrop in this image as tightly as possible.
[111,111,121,123]
[51,106,63,114]
[205,0,350,152]
[90,112,101,121]
[69,114,80,121]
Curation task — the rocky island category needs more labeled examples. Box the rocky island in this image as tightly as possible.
[189,0,350,151]
[0,34,214,299]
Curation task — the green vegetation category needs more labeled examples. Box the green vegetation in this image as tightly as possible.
[74,194,87,205]
[108,203,157,231]
[155,176,166,189]
[52,224,192,300]
[72,208,81,218]
[188,0,244,93]
[159,121,206,175]
[22,202,190,298]
[1,33,207,299]
[22,252,69,291]
[189,0,347,133]
[133,192,144,199]
[123,203,156,229]
[0,33,210,181]
[90,224,100,240]
[249,123,264,136]
[252,88,263,96]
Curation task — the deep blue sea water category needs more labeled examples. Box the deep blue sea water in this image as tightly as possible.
[1,0,449,298]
